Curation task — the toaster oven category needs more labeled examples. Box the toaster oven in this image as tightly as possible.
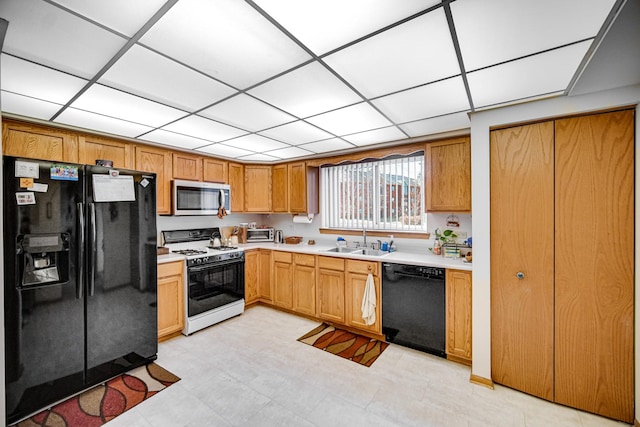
[246,228,274,242]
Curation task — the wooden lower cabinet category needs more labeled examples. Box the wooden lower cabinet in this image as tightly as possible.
[316,257,345,324]
[345,260,381,334]
[258,250,272,301]
[293,254,316,316]
[244,250,260,305]
[272,251,293,309]
[157,261,184,340]
[445,269,472,364]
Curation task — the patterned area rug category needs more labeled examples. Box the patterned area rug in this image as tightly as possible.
[298,323,389,367]
[13,363,180,427]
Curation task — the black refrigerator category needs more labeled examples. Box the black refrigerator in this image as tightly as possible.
[3,156,158,424]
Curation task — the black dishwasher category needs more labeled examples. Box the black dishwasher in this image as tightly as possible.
[382,263,446,357]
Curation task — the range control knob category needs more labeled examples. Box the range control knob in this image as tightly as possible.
[196,258,202,264]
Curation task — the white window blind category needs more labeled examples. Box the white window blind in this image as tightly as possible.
[321,154,426,231]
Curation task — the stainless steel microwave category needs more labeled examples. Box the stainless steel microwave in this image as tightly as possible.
[172,179,231,216]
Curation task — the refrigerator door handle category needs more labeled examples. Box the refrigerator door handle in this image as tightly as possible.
[89,202,96,297]
[77,202,85,299]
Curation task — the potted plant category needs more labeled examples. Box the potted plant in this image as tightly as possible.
[434,228,458,246]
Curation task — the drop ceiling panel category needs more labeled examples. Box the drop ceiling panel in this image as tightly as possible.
[50,0,167,37]
[70,84,186,127]
[342,126,407,147]
[162,115,247,143]
[199,94,296,132]
[372,77,470,123]
[306,102,392,136]
[139,0,311,89]
[299,138,355,154]
[1,0,127,79]
[1,91,62,120]
[451,0,617,71]
[248,62,362,119]
[142,129,212,150]
[99,45,236,112]
[222,134,289,152]
[258,120,333,145]
[324,9,460,98]
[264,146,314,160]
[1,54,88,105]
[399,112,470,137]
[55,107,153,137]
[196,143,253,158]
[467,41,591,108]
[253,0,437,55]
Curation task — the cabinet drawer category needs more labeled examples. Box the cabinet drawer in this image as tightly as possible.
[158,261,183,278]
[273,251,292,263]
[346,260,378,275]
[294,254,315,267]
[318,256,345,271]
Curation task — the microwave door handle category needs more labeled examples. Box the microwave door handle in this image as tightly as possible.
[219,189,225,208]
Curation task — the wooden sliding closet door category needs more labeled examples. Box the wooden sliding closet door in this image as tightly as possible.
[554,110,634,423]
[490,121,555,401]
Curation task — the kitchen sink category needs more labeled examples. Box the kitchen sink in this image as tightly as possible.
[324,246,360,253]
[354,248,388,257]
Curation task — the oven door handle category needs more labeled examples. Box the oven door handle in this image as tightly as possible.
[188,259,243,273]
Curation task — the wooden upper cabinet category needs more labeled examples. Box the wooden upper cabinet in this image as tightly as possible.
[289,162,319,214]
[79,135,133,168]
[203,158,228,183]
[228,162,244,212]
[2,120,79,162]
[272,164,289,212]
[135,145,172,215]
[172,152,202,181]
[425,137,471,212]
[244,165,272,212]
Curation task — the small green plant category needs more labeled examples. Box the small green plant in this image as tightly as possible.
[434,228,458,245]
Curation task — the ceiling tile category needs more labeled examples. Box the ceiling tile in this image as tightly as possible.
[1,54,88,104]
[342,126,407,147]
[299,138,355,154]
[196,143,253,159]
[221,134,289,153]
[253,0,437,55]
[2,0,127,79]
[55,107,153,137]
[264,146,315,160]
[451,0,617,71]
[325,9,460,98]
[467,41,591,108]
[372,77,470,123]
[1,91,62,120]
[139,0,311,89]
[306,102,392,136]
[141,129,212,150]
[50,0,167,37]
[237,153,280,162]
[162,115,247,143]
[258,120,333,145]
[199,94,295,132]
[70,84,186,127]
[248,61,362,118]
[99,45,236,112]
[399,112,470,137]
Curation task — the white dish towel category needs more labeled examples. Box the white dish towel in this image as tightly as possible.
[361,273,376,326]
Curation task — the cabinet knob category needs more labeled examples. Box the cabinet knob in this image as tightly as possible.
[516,272,525,280]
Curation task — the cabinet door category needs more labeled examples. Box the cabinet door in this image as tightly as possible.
[244,165,272,212]
[157,262,184,339]
[135,145,172,215]
[173,152,202,180]
[425,137,471,212]
[317,257,345,323]
[293,254,316,316]
[228,162,244,212]
[203,158,228,183]
[345,260,380,333]
[80,135,132,168]
[288,162,306,213]
[2,120,78,162]
[272,164,289,212]
[258,250,272,301]
[554,110,634,422]
[244,250,259,305]
[445,269,472,363]
[272,252,293,309]
[490,122,555,401]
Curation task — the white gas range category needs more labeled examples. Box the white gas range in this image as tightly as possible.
[162,228,245,335]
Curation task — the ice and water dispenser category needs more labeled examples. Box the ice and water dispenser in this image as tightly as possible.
[17,233,70,287]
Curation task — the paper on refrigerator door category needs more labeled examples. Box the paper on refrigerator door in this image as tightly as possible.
[92,174,135,202]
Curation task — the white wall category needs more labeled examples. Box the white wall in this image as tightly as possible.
[469,85,640,422]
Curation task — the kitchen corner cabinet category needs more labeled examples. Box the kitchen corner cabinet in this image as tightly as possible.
[258,250,272,301]
[317,256,345,324]
[244,250,260,305]
[204,158,228,183]
[2,120,79,162]
[244,165,272,212]
[272,164,289,212]
[289,162,319,214]
[157,261,184,340]
[135,145,172,215]
[272,251,293,309]
[228,162,244,212]
[79,135,133,169]
[425,137,471,212]
[173,152,202,181]
[445,269,472,364]
[345,260,381,334]
[292,254,316,316]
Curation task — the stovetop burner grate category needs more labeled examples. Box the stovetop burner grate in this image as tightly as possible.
[207,246,238,251]
[172,249,208,256]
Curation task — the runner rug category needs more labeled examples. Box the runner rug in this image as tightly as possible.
[13,362,180,427]
[298,323,389,367]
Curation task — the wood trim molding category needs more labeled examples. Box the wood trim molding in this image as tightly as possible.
[634,418,639,427]
[447,354,472,366]
[470,374,495,389]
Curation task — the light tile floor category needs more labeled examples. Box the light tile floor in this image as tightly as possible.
[106,306,629,427]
